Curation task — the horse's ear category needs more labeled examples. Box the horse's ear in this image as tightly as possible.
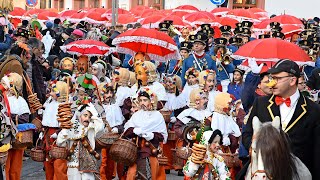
[252,116,262,134]
[272,116,281,131]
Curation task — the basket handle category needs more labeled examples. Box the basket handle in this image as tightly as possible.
[35,137,41,149]
[15,115,18,126]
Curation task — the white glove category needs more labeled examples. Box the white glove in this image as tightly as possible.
[248,58,263,74]
[50,133,58,139]
[111,127,118,133]
[186,133,193,140]
[133,128,143,136]
[39,132,44,140]
[222,135,230,146]
[170,117,177,123]
[142,132,154,141]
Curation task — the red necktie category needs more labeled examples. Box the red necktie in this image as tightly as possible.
[275,96,291,107]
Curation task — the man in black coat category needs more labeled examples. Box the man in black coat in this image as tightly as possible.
[242,59,320,179]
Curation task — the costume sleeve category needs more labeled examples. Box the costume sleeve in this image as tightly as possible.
[241,72,261,113]
[122,54,133,69]
[183,159,200,178]
[242,98,258,151]
[174,119,186,139]
[223,63,235,73]
[313,110,320,179]
[150,132,164,147]
[114,124,124,134]
[57,129,69,147]
[216,159,231,180]
[124,127,135,139]
[121,97,132,121]
[0,34,12,51]
[88,116,105,138]
[180,58,187,86]
[11,113,29,124]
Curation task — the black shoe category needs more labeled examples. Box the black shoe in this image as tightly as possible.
[178,170,184,176]
[165,169,170,174]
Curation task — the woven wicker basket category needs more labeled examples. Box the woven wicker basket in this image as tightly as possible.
[160,110,172,123]
[30,139,45,162]
[167,130,176,141]
[32,117,42,130]
[0,151,8,165]
[109,133,138,166]
[49,140,67,159]
[12,130,33,149]
[176,147,192,160]
[96,132,120,149]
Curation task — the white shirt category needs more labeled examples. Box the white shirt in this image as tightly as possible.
[279,89,300,130]
[42,98,60,127]
[206,90,221,112]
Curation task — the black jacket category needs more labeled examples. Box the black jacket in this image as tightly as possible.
[242,93,320,179]
[307,68,320,90]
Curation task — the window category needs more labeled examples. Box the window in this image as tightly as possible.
[138,0,143,5]
[94,0,100,8]
[233,0,257,8]
[59,0,64,9]
[154,0,160,4]
[40,0,47,9]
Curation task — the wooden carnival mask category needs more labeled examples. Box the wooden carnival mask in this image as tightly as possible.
[61,58,74,71]
[134,64,148,86]
[77,56,89,74]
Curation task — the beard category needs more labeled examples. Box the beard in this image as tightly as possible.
[79,67,85,73]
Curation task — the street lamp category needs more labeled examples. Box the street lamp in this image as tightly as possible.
[112,0,119,26]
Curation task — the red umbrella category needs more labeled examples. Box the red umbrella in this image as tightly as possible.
[140,10,163,18]
[116,14,137,25]
[38,11,58,20]
[88,8,108,14]
[282,25,303,39]
[169,11,190,18]
[9,7,26,18]
[58,10,77,19]
[216,17,239,28]
[232,38,313,66]
[85,12,108,24]
[193,18,220,26]
[60,40,111,57]
[270,15,303,27]
[227,9,260,22]
[37,14,50,21]
[210,7,230,16]
[112,28,180,62]
[24,9,45,16]
[159,9,172,16]
[173,5,199,13]
[184,11,216,24]
[69,12,87,23]
[161,15,188,28]
[140,15,165,28]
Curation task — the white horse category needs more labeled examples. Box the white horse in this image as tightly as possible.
[245,116,312,180]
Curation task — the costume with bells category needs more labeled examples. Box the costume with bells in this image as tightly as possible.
[183,130,231,180]
[124,88,168,180]
[2,73,32,180]
[57,103,104,180]
[41,81,69,180]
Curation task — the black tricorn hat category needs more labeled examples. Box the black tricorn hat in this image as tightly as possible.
[189,34,196,42]
[298,39,312,48]
[272,32,285,39]
[180,41,193,51]
[194,33,208,45]
[214,38,228,46]
[242,21,253,29]
[159,22,170,31]
[201,24,211,30]
[220,25,232,34]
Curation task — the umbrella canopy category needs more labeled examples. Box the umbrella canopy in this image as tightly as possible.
[112,28,180,62]
[24,9,45,16]
[232,38,313,66]
[270,15,303,27]
[216,17,239,28]
[102,8,129,18]
[85,12,108,24]
[282,25,303,38]
[210,7,230,16]
[69,12,87,23]
[160,15,189,28]
[38,11,58,20]
[58,10,77,19]
[184,11,216,25]
[116,14,137,25]
[9,7,26,18]
[140,15,165,28]
[169,11,190,18]
[60,39,111,57]
[227,9,260,22]
[173,5,199,13]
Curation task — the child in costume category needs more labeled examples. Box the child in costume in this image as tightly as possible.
[41,81,69,180]
[57,103,104,180]
[183,130,231,180]
[1,73,32,180]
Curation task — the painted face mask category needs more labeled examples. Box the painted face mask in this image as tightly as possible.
[77,56,88,74]
[61,59,74,71]
[135,64,148,86]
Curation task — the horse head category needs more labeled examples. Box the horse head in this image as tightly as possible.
[249,116,280,180]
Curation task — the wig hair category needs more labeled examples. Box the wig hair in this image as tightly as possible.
[113,67,130,86]
[189,88,205,108]
[198,70,216,89]
[214,92,233,114]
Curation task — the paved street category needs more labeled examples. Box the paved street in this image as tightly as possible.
[21,159,183,180]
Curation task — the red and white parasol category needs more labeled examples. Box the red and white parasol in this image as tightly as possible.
[232,38,313,66]
[173,5,199,13]
[112,28,180,62]
[9,7,26,19]
[210,7,230,16]
[140,15,165,28]
[85,12,108,24]
[60,40,112,57]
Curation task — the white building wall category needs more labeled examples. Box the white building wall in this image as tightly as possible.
[119,0,130,10]
[265,0,320,18]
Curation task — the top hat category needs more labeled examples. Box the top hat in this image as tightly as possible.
[220,25,232,34]
[163,20,173,25]
[194,33,208,45]
[214,38,228,46]
[242,21,253,29]
[180,41,193,51]
[159,22,170,31]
